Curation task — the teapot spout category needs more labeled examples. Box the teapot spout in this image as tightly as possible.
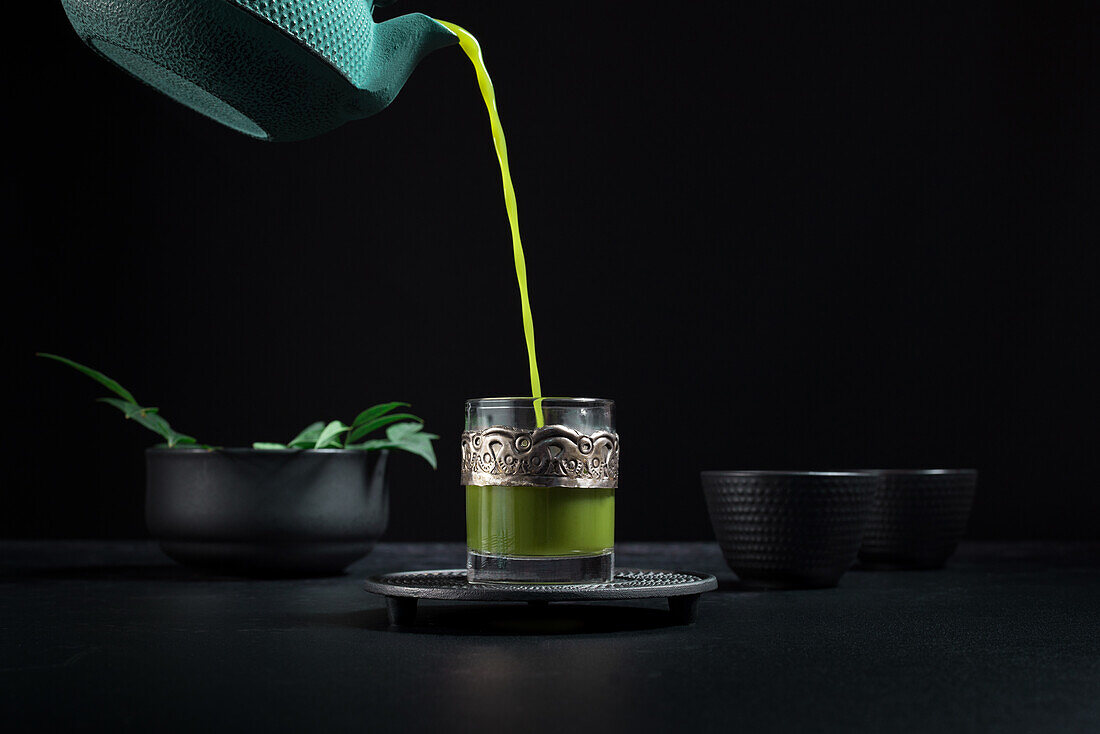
[365,12,457,108]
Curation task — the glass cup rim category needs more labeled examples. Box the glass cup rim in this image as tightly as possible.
[465,397,614,409]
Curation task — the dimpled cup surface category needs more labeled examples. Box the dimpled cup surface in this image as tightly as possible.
[701,472,877,589]
[859,470,978,569]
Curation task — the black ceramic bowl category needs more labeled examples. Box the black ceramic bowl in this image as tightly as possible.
[701,471,878,589]
[145,448,389,577]
[858,469,978,570]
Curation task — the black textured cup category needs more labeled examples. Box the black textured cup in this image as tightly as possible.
[858,469,978,570]
[701,471,878,589]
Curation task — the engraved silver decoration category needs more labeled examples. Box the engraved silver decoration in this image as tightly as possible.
[460,424,619,488]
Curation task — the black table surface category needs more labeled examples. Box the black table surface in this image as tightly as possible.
[2,541,1098,733]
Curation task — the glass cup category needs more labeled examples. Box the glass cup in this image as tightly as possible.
[461,397,618,584]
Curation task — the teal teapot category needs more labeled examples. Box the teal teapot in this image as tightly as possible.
[59,0,457,141]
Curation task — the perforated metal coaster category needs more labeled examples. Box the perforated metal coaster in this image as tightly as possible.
[364,568,718,626]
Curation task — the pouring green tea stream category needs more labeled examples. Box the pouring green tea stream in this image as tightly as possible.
[438,20,545,427]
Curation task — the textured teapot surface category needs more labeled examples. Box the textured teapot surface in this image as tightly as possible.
[60,0,456,141]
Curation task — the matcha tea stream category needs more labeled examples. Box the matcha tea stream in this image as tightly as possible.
[438,21,544,425]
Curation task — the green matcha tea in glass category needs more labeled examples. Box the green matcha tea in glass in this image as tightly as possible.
[461,398,618,583]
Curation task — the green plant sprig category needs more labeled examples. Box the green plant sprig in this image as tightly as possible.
[37,353,200,448]
[38,353,438,469]
[253,402,438,469]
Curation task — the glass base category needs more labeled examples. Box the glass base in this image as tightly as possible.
[467,550,614,584]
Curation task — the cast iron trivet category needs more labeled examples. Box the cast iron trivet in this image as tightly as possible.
[364,568,718,626]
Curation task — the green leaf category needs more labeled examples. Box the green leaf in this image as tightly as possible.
[347,413,422,442]
[345,427,438,469]
[345,439,394,450]
[386,421,423,441]
[96,398,154,416]
[162,426,197,448]
[252,442,288,450]
[392,433,438,470]
[98,397,162,427]
[96,397,195,447]
[287,421,326,448]
[40,354,201,447]
[314,420,351,449]
[38,353,138,403]
[351,402,410,428]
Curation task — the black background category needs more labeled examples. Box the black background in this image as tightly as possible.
[5,1,1098,541]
